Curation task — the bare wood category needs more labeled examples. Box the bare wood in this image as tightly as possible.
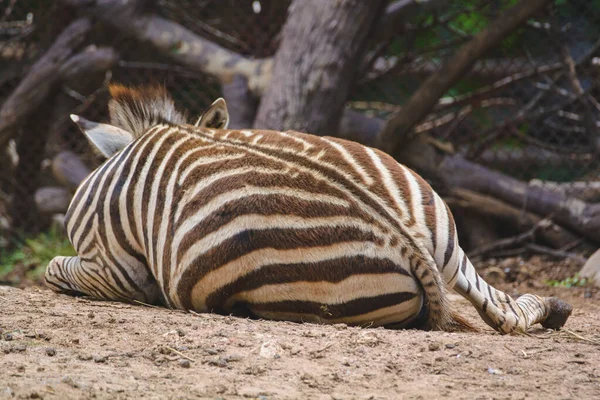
[52,151,92,191]
[0,18,91,149]
[254,0,385,135]
[375,0,552,153]
[35,187,72,214]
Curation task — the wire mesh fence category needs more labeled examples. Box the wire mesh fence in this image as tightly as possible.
[1,0,599,248]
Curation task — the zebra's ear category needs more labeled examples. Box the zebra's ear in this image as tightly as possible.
[195,98,229,129]
[70,114,134,158]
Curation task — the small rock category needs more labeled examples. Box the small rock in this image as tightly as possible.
[3,333,13,341]
[225,354,242,362]
[445,343,456,349]
[36,367,45,372]
[72,338,80,345]
[428,343,440,351]
[177,329,186,337]
[178,358,191,368]
[77,354,93,361]
[259,340,282,359]
[87,312,94,319]
[28,391,41,399]
[208,357,228,368]
[45,348,56,357]
[15,344,26,352]
[61,376,79,388]
[487,367,503,375]
[93,355,107,363]
[17,365,25,372]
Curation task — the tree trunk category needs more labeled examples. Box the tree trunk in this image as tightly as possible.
[254,0,385,135]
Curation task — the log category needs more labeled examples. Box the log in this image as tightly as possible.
[441,155,600,243]
[446,188,579,250]
[52,151,92,191]
[478,147,594,174]
[35,187,72,215]
[529,180,600,203]
[0,18,91,149]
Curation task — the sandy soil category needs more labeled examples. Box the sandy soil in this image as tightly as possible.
[0,258,599,400]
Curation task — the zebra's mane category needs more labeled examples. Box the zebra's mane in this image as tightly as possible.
[108,84,188,138]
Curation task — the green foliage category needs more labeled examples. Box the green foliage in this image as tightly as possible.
[546,273,588,288]
[0,227,75,281]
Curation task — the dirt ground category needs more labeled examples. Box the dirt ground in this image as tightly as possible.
[0,257,599,400]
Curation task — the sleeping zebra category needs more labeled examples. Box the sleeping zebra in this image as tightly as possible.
[45,84,572,333]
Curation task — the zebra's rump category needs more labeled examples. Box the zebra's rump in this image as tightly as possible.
[186,251,424,327]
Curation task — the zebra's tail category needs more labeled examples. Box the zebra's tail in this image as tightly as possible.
[447,310,479,332]
[107,83,188,138]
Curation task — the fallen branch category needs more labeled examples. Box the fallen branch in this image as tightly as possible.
[468,223,539,258]
[525,243,587,265]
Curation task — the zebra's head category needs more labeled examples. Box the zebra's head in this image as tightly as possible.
[70,84,230,158]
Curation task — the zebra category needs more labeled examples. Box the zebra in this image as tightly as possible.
[45,84,572,333]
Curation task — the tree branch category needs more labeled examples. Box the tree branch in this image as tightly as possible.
[375,0,552,154]
[61,0,272,93]
[0,18,92,149]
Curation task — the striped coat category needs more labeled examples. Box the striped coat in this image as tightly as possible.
[45,84,572,333]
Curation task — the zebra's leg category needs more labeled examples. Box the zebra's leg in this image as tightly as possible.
[45,256,162,305]
[449,250,572,334]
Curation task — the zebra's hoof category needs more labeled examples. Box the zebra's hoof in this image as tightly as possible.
[541,297,572,330]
